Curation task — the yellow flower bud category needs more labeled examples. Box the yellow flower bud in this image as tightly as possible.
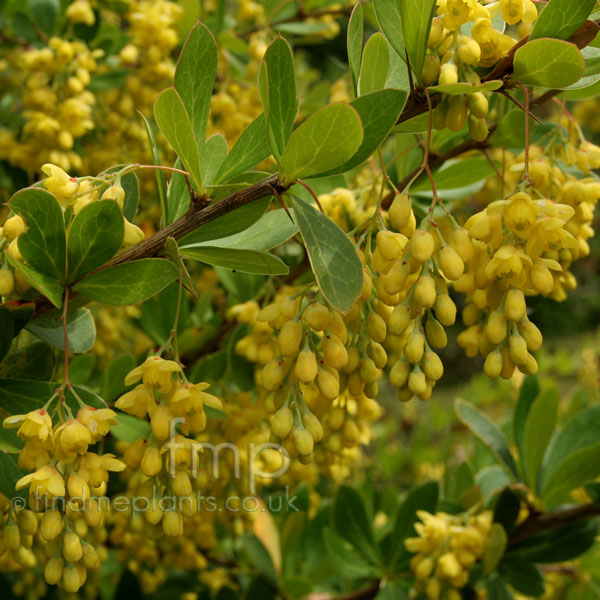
[40,510,63,541]
[17,510,38,535]
[389,193,413,231]
[293,428,314,456]
[383,260,411,295]
[0,269,15,297]
[505,288,526,322]
[150,405,171,440]
[434,294,456,326]
[262,358,286,390]
[467,92,489,119]
[278,320,303,356]
[367,341,387,369]
[63,531,83,562]
[172,470,193,497]
[389,303,412,335]
[449,228,474,263]
[439,62,458,86]
[405,332,425,363]
[410,230,435,263]
[316,369,340,400]
[162,510,183,536]
[390,359,411,388]
[439,245,465,281]
[257,302,280,323]
[2,215,25,241]
[422,53,440,85]
[519,352,538,375]
[447,95,468,131]
[327,311,348,344]
[123,219,144,246]
[345,346,360,373]
[429,17,444,47]
[426,317,447,349]
[7,239,23,262]
[141,445,162,477]
[422,351,444,381]
[485,311,507,345]
[509,334,528,366]
[82,543,99,568]
[101,185,125,209]
[367,312,387,343]
[303,413,323,442]
[322,335,348,369]
[67,473,90,502]
[4,523,20,549]
[272,407,294,439]
[359,358,378,384]
[376,230,404,261]
[303,303,330,331]
[501,345,516,380]
[531,261,554,295]
[469,115,489,142]
[415,275,437,308]
[518,319,542,351]
[295,350,318,383]
[484,350,503,378]
[44,556,64,585]
[408,370,427,395]
[457,36,481,65]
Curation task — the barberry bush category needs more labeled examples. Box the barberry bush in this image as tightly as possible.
[1,0,600,598]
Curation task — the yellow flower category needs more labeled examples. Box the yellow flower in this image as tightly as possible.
[3,409,53,441]
[170,381,223,414]
[500,0,537,26]
[41,163,79,202]
[472,18,516,67]
[18,439,51,470]
[77,452,126,487]
[439,0,484,31]
[54,419,92,462]
[485,244,532,280]
[115,384,156,418]
[125,356,181,393]
[16,465,65,497]
[489,192,538,236]
[77,407,117,440]
[525,216,577,256]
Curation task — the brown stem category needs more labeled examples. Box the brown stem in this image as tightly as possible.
[61,287,70,387]
[33,174,288,318]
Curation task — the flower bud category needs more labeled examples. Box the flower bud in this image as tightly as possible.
[505,288,526,322]
[447,95,468,131]
[531,261,554,295]
[67,473,90,502]
[359,358,378,384]
[389,303,412,335]
[425,317,447,349]
[484,350,503,378]
[271,408,294,439]
[163,510,183,536]
[422,351,444,381]
[405,332,425,363]
[410,230,435,263]
[434,294,456,326]
[389,193,413,231]
[293,429,314,456]
[383,260,411,295]
[429,17,444,47]
[63,531,83,562]
[457,36,481,65]
[485,311,507,345]
[322,335,348,369]
[150,405,171,440]
[295,350,318,383]
[40,510,63,541]
[262,358,286,390]
[4,523,20,549]
[17,510,38,535]
[390,359,410,388]
[172,470,193,497]
[345,346,360,373]
[303,304,330,331]
[376,230,404,261]
[439,245,465,280]
[519,353,538,375]
[303,412,323,442]
[408,370,427,395]
[367,312,387,343]
[439,62,458,86]
[101,185,125,209]
[3,215,25,241]
[316,369,340,400]
[468,115,489,142]
[518,319,542,351]
[449,228,474,263]
[422,53,440,85]
[123,219,144,246]
[278,320,303,356]
[0,269,15,297]
[509,335,528,366]
[367,341,387,369]
[141,445,162,477]
[467,92,489,119]
[82,543,99,568]
[44,556,64,585]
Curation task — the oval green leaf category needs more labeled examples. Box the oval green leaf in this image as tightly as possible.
[73,258,179,306]
[531,0,596,41]
[359,33,389,95]
[292,195,362,312]
[26,308,96,353]
[280,103,364,181]
[180,246,288,275]
[67,199,124,282]
[400,0,437,85]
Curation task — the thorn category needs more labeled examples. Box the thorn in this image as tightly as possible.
[297,179,325,213]
[268,184,295,224]
[405,49,416,93]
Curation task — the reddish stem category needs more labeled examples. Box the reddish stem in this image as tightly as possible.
[297,179,325,213]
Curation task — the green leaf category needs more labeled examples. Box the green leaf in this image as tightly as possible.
[192,208,298,251]
[506,519,598,563]
[1,341,54,381]
[513,375,540,463]
[174,22,217,154]
[455,399,519,480]
[280,103,364,181]
[522,388,558,491]
[531,0,596,41]
[0,307,15,362]
[214,113,271,183]
[111,413,151,443]
[476,465,512,497]
[393,112,429,134]
[68,354,95,385]
[389,481,438,569]
[160,237,199,298]
[374,0,406,66]
[67,200,124,282]
[180,196,271,245]
[347,2,363,95]
[28,0,59,35]
[332,486,380,566]
[541,441,600,507]
[74,259,179,306]
[376,583,410,600]
[279,577,312,600]
[100,166,140,222]
[359,33,389,95]
[292,195,362,312]
[241,534,278,584]
[498,558,545,597]
[483,523,508,575]
[0,427,23,453]
[324,528,382,579]
[429,80,503,95]
[543,404,600,482]
[512,38,585,89]
[582,46,600,76]
[490,109,537,148]
[400,0,436,85]
[493,488,521,535]
[9,187,66,280]
[180,246,288,275]
[260,36,297,159]
[204,134,229,186]
[317,89,408,177]
[101,355,136,403]
[7,256,63,309]
[154,87,203,189]
[0,453,27,500]
[139,113,168,225]
[487,576,514,600]
[26,308,96,353]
